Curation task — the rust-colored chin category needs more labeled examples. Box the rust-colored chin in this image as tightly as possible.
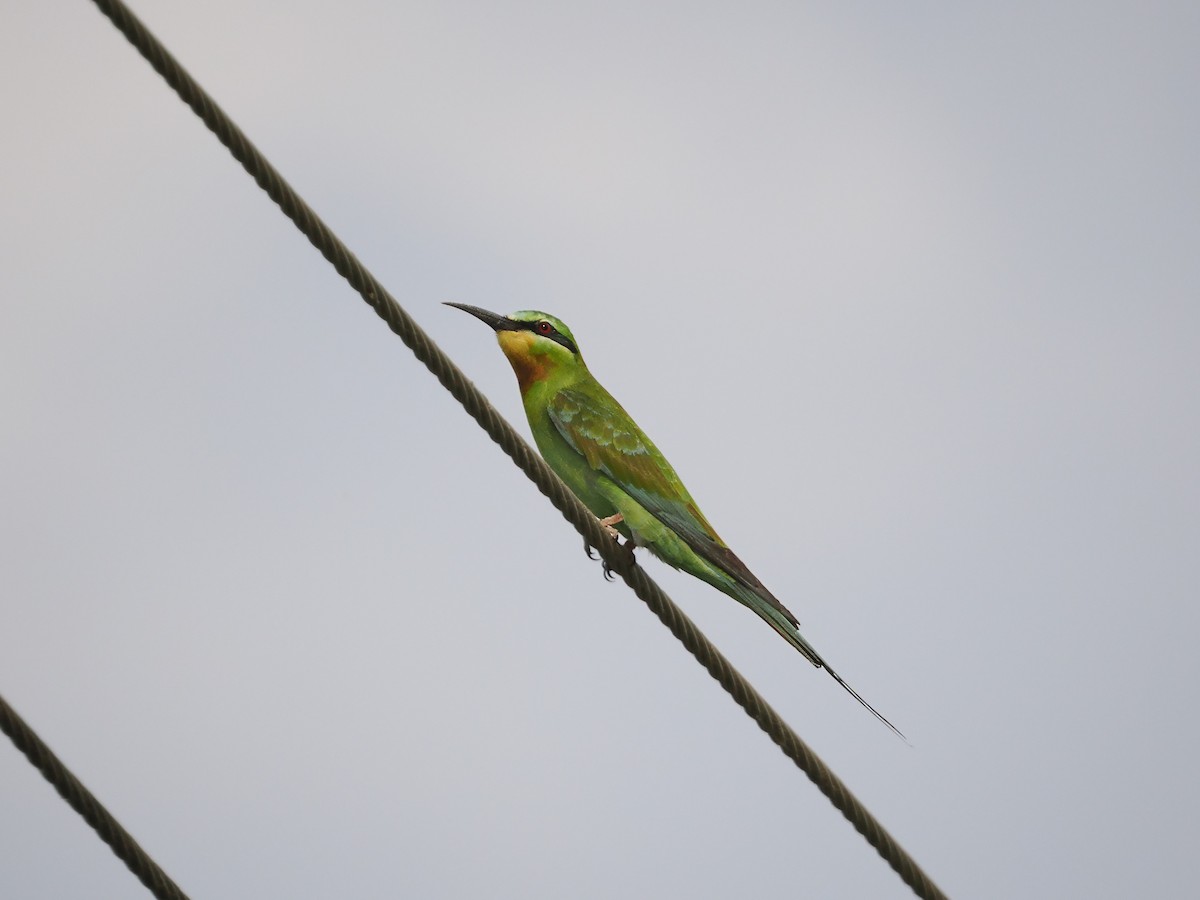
[497,330,552,393]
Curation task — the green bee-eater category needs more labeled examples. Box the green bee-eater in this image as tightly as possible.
[447,303,902,737]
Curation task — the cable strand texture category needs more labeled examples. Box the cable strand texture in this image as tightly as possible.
[70,2,950,898]
[0,693,191,900]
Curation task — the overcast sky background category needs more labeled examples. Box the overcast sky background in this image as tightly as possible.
[3,2,1198,898]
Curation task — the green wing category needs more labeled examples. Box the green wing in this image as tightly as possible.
[548,386,785,612]
[548,386,715,537]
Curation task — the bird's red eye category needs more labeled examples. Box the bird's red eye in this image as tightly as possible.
[536,321,552,335]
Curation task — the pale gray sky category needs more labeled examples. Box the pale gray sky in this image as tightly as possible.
[2,2,1198,898]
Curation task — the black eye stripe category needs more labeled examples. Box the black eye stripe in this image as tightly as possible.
[515,319,577,355]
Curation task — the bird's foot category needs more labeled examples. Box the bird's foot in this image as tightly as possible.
[600,537,636,582]
[583,514,635,581]
[598,513,624,540]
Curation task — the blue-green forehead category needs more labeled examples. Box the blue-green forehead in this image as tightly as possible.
[508,310,577,345]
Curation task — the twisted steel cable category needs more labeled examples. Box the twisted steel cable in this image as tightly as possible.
[29,2,952,897]
[0,692,191,900]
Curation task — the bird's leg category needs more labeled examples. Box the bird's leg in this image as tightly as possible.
[598,513,624,540]
[585,514,624,559]
[582,514,635,581]
[594,514,636,581]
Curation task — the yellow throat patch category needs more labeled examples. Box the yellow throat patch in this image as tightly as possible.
[496,329,554,393]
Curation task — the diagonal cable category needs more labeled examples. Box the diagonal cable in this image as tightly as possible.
[66,1,950,897]
[0,692,191,900]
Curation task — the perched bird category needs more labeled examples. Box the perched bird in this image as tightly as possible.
[446,303,902,738]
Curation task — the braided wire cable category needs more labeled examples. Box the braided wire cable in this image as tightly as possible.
[69,2,950,897]
[0,692,191,900]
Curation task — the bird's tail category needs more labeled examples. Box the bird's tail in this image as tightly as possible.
[737,586,907,742]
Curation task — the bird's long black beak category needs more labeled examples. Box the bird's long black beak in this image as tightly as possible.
[443,302,514,331]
